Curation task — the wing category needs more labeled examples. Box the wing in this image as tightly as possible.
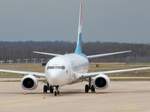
[0,69,45,77]
[87,50,131,59]
[80,67,150,78]
[33,51,62,57]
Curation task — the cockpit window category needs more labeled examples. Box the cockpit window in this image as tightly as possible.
[47,66,65,70]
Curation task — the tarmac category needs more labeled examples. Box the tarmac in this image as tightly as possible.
[0,80,150,112]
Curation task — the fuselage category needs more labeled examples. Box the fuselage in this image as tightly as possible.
[45,53,89,86]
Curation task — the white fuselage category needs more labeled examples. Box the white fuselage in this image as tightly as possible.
[45,53,89,86]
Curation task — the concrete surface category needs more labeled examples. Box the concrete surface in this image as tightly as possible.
[0,81,150,112]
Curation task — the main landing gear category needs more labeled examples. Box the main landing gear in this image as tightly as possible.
[85,77,95,93]
[43,83,60,96]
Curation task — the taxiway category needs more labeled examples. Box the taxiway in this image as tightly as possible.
[0,80,150,112]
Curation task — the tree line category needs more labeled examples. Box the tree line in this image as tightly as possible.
[0,41,150,63]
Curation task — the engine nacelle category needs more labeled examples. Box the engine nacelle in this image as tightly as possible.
[21,75,38,90]
[92,74,110,89]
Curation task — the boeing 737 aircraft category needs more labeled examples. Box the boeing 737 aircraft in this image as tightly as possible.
[0,0,150,96]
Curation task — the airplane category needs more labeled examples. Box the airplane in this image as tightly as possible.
[0,0,150,96]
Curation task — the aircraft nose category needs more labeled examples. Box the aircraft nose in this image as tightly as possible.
[48,70,64,84]
[49,70,61,78]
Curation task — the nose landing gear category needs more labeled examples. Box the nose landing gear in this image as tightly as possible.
[53,86,60,96]
[43,83,60,96]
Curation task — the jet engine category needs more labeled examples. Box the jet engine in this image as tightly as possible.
[92,74,110,89]
[21,75,38,90]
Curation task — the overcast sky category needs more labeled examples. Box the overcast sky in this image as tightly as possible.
[0,0,150,43]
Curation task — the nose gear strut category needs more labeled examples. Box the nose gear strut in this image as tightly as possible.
[53,85,60,96]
